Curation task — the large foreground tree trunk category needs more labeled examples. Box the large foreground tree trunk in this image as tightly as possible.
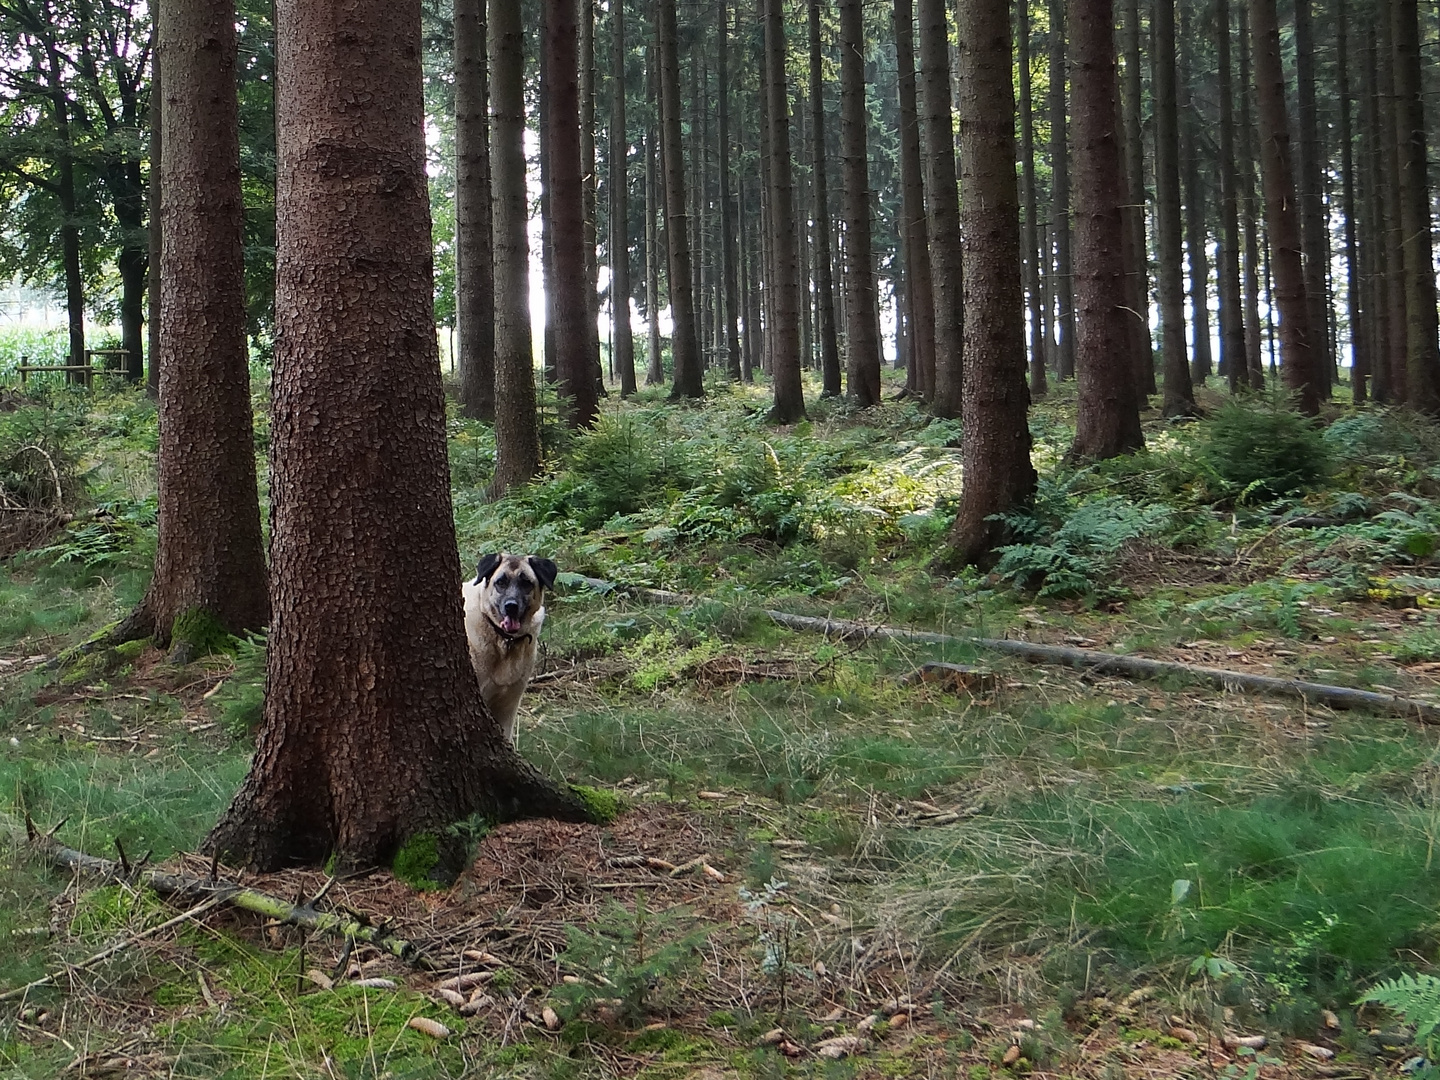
[209,0,585,873]
[658,0,704,399]
[946,0,1036,566]
[838,0,881,406]
[118,0,268,660]
[808,0,842,397]
[764,0,806,422]
[489,0,541,494]
[1068,0,1143,460]
[1251,0,1319,413]
[455,0,496,421]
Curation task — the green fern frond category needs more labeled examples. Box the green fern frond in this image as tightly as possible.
[1358,973,1440,1042]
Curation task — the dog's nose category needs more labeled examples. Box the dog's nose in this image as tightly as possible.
[503,599,521,617]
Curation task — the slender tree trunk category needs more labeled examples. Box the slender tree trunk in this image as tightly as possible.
[121,0,268,659]
[1391,0,1440,412]
[1362,15,1390,402]
[209,0,585,872]
[546,0,600,427]
[1216,0,1245,394]
[806,0,842,397]
[1251,0,1319,413]
[1018,0,1046,397]
[1294,0,1332,398]
[490,0,541,493]
[1048,0,1075,382]
[1069,0,1144,460]
[895,0,936,402]
[1153,0,1196,415]
[456,0,495,420]
[764,0,806,421]
[1121,0,1155,397]
[118,232,147,385]
[838,0,881,405]
[539,0,558,385]
[57,131,86,379]
[610,0,637,395]
[658,0,704,398]
[146,6,161,396]
[717,0,742,382]
[919,0,964,416]
[1337,0,1366,402]
[1377,0,1408,403]
[1179,2,1213,385]
[580,0,602,394]
[741,171,758,380]
[947,0,1036,566]
[1238,0,1264,388]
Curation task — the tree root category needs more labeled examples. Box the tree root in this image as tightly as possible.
[21,816,417,963]
[570,576,1440,725]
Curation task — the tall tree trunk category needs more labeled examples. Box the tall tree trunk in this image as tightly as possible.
[146,6,161,396]
[764,0,807,421]
[895,0,936,402]
[490,0,541,493]
[947,0,1036,565]
[580,0,602,395]
[611,0,637,395]
[209,0,585,872]
[839,0,882,405]
[807,0,842,397]
[1362,15,1390,402]
[1153,0,1196,415]
[120,0,268,658]
[57,125,86,380]
[1238,0,1264,388]
[118,231,147,385]
[1391,0,1440,412]
[1251,0,1319,413]
[456,0,496,420]
[717,0,742,381]
[546,0,600,428]
[1294,0,1332,398]
[1179,2,1213,385]
[740,171,758,380]
[1017,0,1046,397]
[1337,0,1365,402]
[539,0,558,385]
[1121,0,1155,396]
[1216,0,1246,393]
[1069,0,1144,460]
[919,0,964,416]
[1377,0,1407,403]
[1048,0,1075,382]
[658,0,704,398]
[644,53,666,386]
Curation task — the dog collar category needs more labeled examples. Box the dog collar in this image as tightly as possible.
[485,615,533,648]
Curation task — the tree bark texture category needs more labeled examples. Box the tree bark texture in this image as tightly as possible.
[1361,16,1390,401]
[1048,0,1075,383]
[1178,4,1212,385]
[807,0,842,397]
[838,0,881,406]
[1391,0,1440,413]
[1238,0,1264,388]
[919,0,964,416]
[895,0,935,402]
[1376,0,1408,403]
[658,0,704,398]
[1216,0,1246,394]
[717,0,742,382]
[1121,0,1155,396]
[209,0,585,872]
[611,0,637,395]
[136,0,268,657]
[146,27,161,397]
[580,0,603,394]
[1069,0,1144,460]
[455,0,496,421]
[1251,0,1319,413]
[1153,0,1196,416]
[1336,0,1366,402]
[546,0,601,427]
[1294,0,1332,397]
[490,0,541,493]
[1017,0,1046,398]
[764,0,806,422]
[947,0,1036,566]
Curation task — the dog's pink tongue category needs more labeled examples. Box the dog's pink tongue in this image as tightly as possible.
[502,615,522,634]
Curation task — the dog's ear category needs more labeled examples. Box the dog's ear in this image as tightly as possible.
[474,553,503,584]
[528,556,558,591]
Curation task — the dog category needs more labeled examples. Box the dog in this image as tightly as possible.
[462,553,558,744]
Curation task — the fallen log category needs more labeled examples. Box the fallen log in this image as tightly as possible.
[564,577,1440,724]
[762,610,1440,725]
[21,818,416,962]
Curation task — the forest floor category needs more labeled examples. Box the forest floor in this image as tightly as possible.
[1,369,1439,1078]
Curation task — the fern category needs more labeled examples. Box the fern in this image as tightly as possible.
[1358,972,1440,1050]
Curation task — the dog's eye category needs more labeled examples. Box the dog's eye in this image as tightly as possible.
[495,575,509,588]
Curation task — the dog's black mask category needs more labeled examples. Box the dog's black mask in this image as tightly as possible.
[475,554,558,636]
